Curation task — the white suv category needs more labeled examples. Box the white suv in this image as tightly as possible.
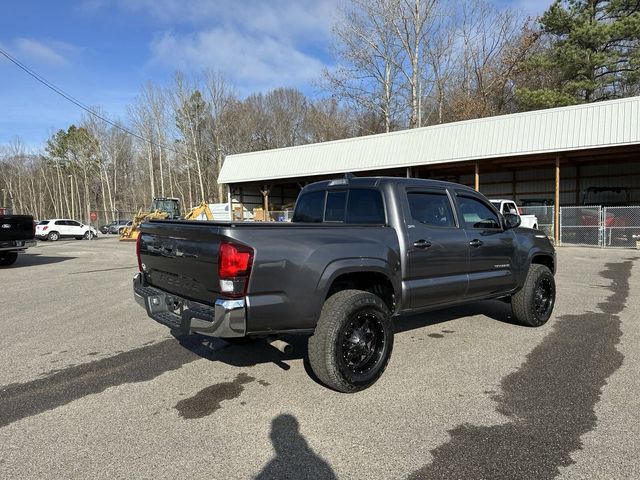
[36,219,98,241]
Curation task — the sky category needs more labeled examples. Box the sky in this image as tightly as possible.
[0,0,553,149]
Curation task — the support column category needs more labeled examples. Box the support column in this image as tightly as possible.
[555,155,561,245]
[261,185,271,221]
[575,164,581,205]
[227,187,232,220]
[406,167,412,178]
[474,162,480,191]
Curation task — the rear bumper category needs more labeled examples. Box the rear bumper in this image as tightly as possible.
[133,273,246,338]
[0,239,36,252]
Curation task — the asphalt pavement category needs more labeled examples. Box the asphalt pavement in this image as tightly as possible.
[0,237,638,479]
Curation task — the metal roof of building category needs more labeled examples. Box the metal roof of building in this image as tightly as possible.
[218,96,640,185]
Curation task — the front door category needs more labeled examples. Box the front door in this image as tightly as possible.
[67,220,83,236]
[456,193,518,298]
[403,188,470,309]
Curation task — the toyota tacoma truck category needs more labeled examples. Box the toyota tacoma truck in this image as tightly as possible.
[0,214,36,266]
[133,177,556,392]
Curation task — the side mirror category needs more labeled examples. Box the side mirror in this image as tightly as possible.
[503,213,521,230]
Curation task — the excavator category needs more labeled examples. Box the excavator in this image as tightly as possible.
[183,202,214,221]
[119,197,182,241]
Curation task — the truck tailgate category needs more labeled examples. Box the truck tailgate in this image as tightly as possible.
[0,215,34,241]
[139,220,225,305]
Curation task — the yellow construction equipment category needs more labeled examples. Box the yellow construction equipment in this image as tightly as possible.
[183,202,214,221]
[119,197,181,241]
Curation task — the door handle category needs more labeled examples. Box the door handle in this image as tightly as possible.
[469,239,483,248]
[413,239,432,249]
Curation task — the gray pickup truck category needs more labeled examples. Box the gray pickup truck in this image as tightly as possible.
[133,177,556,392]
[0,214,36,266]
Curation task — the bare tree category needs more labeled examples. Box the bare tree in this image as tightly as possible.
[324,0,405,133]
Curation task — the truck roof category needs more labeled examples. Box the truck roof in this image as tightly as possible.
[303,176,478,193]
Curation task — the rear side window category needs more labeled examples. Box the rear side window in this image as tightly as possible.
[458,196,501,229]
[346,189,385,224]
[293,191,324,222]
[408,192,455,227]
[38,220,49,225]
[54,220,65,225]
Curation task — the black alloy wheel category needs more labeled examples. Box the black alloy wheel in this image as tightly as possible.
[338,311,386,379]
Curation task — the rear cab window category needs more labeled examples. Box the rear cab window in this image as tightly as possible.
[293,188,386,224]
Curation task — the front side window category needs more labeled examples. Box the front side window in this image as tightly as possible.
[292,191,325,222]
[458,196,501,229]
[407,192,455,227]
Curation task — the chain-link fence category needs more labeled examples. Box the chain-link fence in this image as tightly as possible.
[602,206,640,248]
[559,205,640,248]
[559,206,603,247]
[520,206,554,238]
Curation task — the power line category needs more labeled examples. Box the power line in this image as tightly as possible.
[0,46,182,156]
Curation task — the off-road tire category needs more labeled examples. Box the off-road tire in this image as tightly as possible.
[0,252,18,266]
[511,264,555,327]
[47,231,60,241]
[308,289,393,393]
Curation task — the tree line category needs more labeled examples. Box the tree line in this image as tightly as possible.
[1,0,639,222]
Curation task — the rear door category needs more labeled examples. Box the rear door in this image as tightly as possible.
[403,188,469,308]
[455,193,518,298]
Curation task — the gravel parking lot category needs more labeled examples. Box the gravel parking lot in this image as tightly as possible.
[1,237,639,479]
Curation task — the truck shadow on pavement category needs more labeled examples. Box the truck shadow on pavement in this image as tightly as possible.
[9,253,75,267]
[395,299,514,334]
[255,414,337,480]
[173,299,515,388]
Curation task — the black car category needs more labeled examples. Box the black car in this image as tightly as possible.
[107,220,130,234]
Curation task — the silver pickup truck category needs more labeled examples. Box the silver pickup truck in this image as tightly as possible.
[133,177,556,392]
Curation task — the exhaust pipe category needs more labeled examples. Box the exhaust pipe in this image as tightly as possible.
[267,337,293,354]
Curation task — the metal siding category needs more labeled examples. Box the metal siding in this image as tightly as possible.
[219,96,640,184]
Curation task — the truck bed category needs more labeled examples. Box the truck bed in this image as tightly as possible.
[138,219,400,333]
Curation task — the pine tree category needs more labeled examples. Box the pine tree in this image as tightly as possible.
[516,0,640,109]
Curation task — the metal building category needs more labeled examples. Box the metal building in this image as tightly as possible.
[218,96,640,243]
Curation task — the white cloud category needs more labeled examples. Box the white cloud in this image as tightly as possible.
[1,37,79,66]
[149,27,326,93]
[134,0,341,93]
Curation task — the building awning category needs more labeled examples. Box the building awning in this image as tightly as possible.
[218,96,640,185]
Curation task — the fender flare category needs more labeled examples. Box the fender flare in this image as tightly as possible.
[314,257,401,313]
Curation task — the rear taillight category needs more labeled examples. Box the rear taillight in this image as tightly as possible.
[136,233,143,272]
[518,208,523,215]
[219,240,254,297]
[42,226,48,231]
